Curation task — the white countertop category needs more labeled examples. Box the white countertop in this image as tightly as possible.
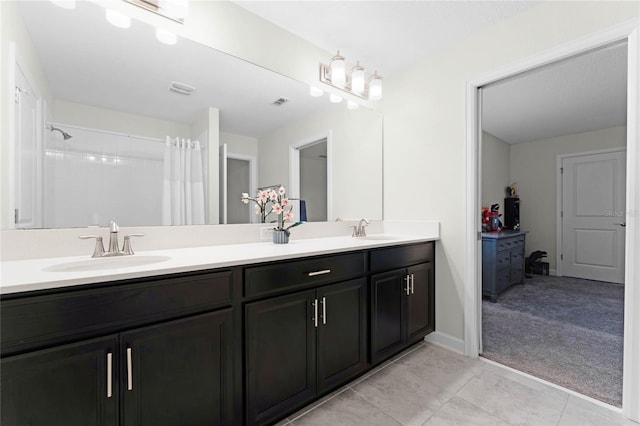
[0,234,437,295]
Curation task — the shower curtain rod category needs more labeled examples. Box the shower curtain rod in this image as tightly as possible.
[47,122,207,148]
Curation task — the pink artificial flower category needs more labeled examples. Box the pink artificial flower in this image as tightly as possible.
[281,198,290,207]
[258,190,268,203]
[284,211,294,221]
[273,203,283,215]
[278,186,286,196]
[270,190,278,201]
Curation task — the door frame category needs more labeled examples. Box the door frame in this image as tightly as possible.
[464,20,640,420]
[556,147,627,279]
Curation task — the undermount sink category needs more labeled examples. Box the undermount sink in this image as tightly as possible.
[43,255,171,273]
[357,235,399,241]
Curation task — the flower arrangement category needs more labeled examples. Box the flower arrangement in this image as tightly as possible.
[242,186,304,236]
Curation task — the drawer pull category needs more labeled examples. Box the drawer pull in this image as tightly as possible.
[411,274,415,295]
[308,269,331,277]
[106,352,113,398]
[404,275,411,295]
[127,347,133,391]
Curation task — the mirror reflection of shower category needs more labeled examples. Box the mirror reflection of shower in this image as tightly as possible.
[47,124,72,140]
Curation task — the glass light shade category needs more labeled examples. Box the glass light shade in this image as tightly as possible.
[156,28,177,45]
[351,64,365,94]
[309,86,323,97]
[49,0,76,9]
[347,100,359,110]
[369,74,382,100]
[330,93,343,103]
[106,9,131,28]
[330,52,346,87]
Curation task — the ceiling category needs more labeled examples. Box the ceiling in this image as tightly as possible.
[235,1,628,144]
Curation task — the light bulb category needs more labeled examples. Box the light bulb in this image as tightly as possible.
[351,63,365,94]
[156,28,177,45]
[369,73,382,101]
[106,9,131,28]
[330,51,346,87]
[309,86,323,97]
[49,0,76,9]
[330,93,343,103]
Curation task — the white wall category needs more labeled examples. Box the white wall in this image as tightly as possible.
[482,131,511,216]
[510,125,627,272]
[383,1,640,342]
[258,106,383,221]
[220,132,258,158]
[0,1,54,227]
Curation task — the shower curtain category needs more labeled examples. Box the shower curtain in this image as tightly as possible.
[161,137,206,225]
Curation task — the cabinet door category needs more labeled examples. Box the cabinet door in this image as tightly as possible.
[1,335,118,426]
[317,278,368,392]
[121,309,233,426]
[245,289,317,425]
[371,268,406,364]
[407,262,435,345]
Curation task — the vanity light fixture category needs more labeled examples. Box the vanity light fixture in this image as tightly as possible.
[156,27,177,45]
[320,51,382,101]
[106,9,131,29]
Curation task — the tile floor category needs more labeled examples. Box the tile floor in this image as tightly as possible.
[276,342,635,426]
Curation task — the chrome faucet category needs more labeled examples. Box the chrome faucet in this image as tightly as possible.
[79,221,144,258]
[351,218,370,237]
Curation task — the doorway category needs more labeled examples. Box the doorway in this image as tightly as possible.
[290,136,330,222]
[465,22,640,420]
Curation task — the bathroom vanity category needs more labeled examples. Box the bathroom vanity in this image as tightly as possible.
[1,237,436,426]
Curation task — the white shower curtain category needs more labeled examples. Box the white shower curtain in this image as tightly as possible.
[161,137,205,225]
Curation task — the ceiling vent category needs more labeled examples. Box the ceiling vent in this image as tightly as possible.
[169,81,196,96]
[272,97,289,106]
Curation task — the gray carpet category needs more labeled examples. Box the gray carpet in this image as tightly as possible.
[481,275,624,407]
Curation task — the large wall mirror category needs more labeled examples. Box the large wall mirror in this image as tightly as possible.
[3,0,383,229]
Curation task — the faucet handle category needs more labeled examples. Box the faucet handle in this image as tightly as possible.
[79,235,105,258]
[349,225,358,237]
[122,234,144,255]
[109,221,119,233]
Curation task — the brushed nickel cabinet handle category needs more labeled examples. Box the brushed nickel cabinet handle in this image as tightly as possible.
[308,269,331,277]
[411,274,415,295]
[321,297,327,325]
[106,352,113,398]
[312,299,318,328]
[127,347,133,391]
[404,275,410,295]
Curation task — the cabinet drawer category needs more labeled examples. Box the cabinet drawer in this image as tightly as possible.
[496,237,524,252]
[1,271,232,356]
[244,252,366,298]
[370,242,434,273]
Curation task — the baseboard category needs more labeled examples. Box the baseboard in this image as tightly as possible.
[424,331,465,354]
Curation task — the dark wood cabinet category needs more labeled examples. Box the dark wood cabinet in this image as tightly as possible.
[245,278,367,426]
[1,335,119,426]
[370,242,435,364]
[2,240,436,426]
[121,310,233,426]
[1,272,236,426]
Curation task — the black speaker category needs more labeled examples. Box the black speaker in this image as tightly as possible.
[504,197,520,230]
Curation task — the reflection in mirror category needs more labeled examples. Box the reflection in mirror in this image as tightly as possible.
[4,0,382,229]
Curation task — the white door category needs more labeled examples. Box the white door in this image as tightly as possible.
[561,150,626,283]
[226,157,252,224]
[14,65,42,228]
